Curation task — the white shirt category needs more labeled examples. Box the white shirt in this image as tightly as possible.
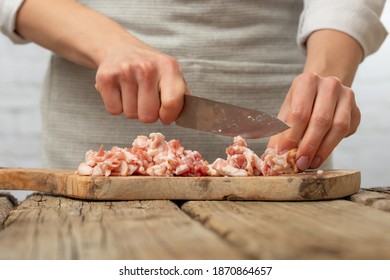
[299,0,388,57]
[0,0,25,43]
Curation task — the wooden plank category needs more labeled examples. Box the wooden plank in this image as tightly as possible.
[182,199,390,259]
[0,193,17,225]
[0,194,245,260]
[349,187,390,212]
[0,168,360,201]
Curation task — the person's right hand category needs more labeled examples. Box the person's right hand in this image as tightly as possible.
[15,0,187,124]
[94,37,187,124]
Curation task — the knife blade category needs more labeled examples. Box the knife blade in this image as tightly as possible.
[175,95,290,139]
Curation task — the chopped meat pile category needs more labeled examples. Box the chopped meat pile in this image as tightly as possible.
[77,133,298,177]
[211,136,298,176]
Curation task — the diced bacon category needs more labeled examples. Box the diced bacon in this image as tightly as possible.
[149,132,166,151]
[77,163,93,176]
[175,164,190,175]
[261,148,298,176]
[212,136,262,176]
[146,164,168,176]
[128,164,138,175]
[206,165,219,176]
[211,158,248,177]
[76,133,299,177]
[97,145,105,157]
[132,135,149,149]
[118,161,129,176]
[92,165,104,176]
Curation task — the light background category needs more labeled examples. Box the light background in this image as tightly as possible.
[1,4,389,201]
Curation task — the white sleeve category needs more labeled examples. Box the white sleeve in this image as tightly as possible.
[0,0,29,44]
[298,0,388,58]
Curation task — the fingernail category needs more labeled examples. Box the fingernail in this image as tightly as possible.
[310,156,321,169]
[296,156,309,171]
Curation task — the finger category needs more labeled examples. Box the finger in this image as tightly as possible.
[267,86,291,150]
[268,72,318,151]
[158,57,186,124]
[136,62,160,123]
[347,91,361,137]
[95,71,122,115]
[295,76,340,170]
[309,88,360,169]
[119,73,138,119]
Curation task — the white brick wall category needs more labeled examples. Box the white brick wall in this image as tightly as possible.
[1,5,389,202]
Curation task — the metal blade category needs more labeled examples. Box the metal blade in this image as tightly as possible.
[175,95,290,139]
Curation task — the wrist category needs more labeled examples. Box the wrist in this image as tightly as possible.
[303,30,363,86]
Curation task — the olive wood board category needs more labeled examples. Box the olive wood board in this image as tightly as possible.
[0,168,360,201]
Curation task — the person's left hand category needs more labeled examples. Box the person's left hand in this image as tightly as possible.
[267,72,361,171]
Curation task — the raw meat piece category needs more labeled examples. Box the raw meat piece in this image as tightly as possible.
[210,136,298,176]
[77,133,211,177]
[210,136,262,176]
[260,147,298,176]
[76,133,298,177]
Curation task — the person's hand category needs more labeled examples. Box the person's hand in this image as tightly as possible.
[94,37,187,124]
[267,72,361,171]
[15,0,187,124]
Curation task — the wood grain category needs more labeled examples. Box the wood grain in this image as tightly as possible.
[350,187,390,212]
[0,168,361,201]
[0,194,245,260]
[182,199,390,259]
[0,193,16,225]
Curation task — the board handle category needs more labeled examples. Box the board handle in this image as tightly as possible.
[0,168,74,193]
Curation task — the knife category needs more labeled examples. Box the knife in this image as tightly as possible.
[175,94,290,139]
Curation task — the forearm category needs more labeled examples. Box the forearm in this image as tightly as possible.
[303,29,363,87]
[15,0,146,69]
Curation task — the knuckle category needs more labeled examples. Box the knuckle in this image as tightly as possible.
[290,104,310,123]
[118,61,132,76]
[283,139,300,150]
[160,55,181,73]
[295,72,319,86]
[323,76,342,92]
[134,60,158,83]
[118,62,133,80]
[300,140,317,155]
[343,87,356,102]
[133,60,155,76]
[332,118,358,137]
[334,121,351,136]
[312,113,332,129]
[163,94,180,109]
[333,118,351,134]
[96,69,116,85]
[117,60,157,82]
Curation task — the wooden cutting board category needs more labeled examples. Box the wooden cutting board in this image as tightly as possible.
[0,168,360,201]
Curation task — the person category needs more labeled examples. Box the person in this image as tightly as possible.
[0,0,387,171]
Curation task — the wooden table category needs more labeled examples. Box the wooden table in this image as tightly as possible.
[0,187,389,260]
